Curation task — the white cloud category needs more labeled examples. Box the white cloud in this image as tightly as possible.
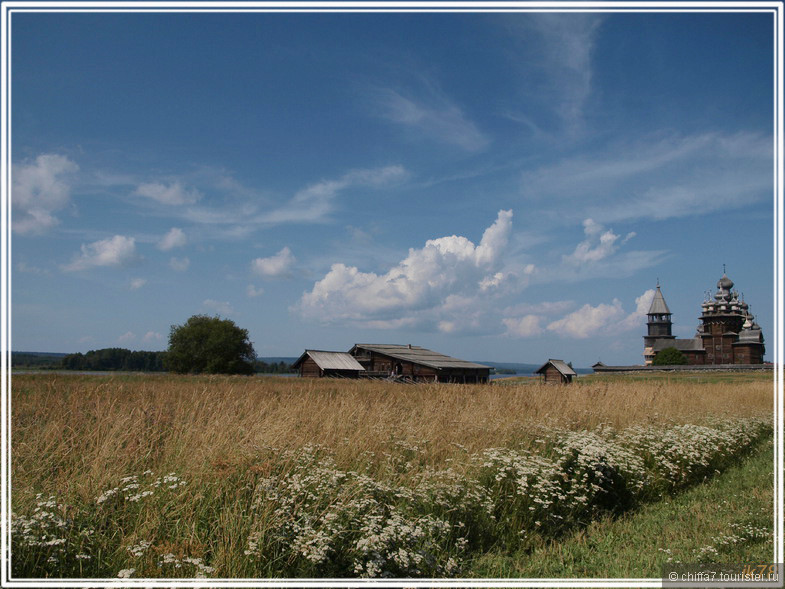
[118,331,136,344]
[503,14,603,133]
[202,299,234,316]
[535,14,603,129]
[544,289,656,339]
[246,284,265,298]
[521,131,772,224]
[502,315,543,337]
[618,288,656,331]
[142,331,164,344]
[179,165,407,234]
[12,154,78,234]
[373,87,489,151]
[547,299,626,339]
[130,278,146,290]
[16,261,50,276]
[158,227,187,251]
[563,218,630,265]
[262,166,407,225]
[169,257,190,272]
[251,247,296,278]
[297,210,513,328]
[134,181,201,205]
[62,235,137,272]
[504,300,575,316]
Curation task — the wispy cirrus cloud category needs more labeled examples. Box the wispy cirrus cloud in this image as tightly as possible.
[369,83,489,152]
[502,13,603,133]
[263,165,408,225]
[521,131,772,224]
[181,164,407,234]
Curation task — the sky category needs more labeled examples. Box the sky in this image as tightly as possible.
[9,7,777,366]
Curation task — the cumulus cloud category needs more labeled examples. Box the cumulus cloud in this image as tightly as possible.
[297,210,513,328]
[500,288,654,340]
[62,235,137,272]
[546,299,628,338]
[118,331,136,344]
[504,300,575,316]
[143,331,165,344]
[202,299,234,316]
[563,218,635,265]
[169,257,190,272]
[134,181,201,205]
[251,247,296,278]
[12,154,79,234]
[130,278,147,290]
[158,227,187,251]
[545,288,655,339]
[618,288,655,331]
[246,284,265,298]
[502,314,544,337]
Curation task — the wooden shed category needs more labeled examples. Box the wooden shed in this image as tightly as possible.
[292,350,366,379]
[534,359,577,384]
[349,343,490,383]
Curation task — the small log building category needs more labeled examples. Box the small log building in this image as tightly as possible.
[292,350,365,379]
[535,359,577,384]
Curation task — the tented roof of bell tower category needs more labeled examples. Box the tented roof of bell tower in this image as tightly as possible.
[648,285,671,315]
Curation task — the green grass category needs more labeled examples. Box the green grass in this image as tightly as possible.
[468,436,774,579]
[496,371,774,386]
[580,371,774,385]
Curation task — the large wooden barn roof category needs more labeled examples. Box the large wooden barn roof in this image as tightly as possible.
[351,344,490,371]
[293,350,366,371]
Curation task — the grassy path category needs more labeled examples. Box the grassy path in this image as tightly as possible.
[469,436,774,579]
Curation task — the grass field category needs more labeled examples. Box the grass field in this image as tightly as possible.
[9,371,775,580]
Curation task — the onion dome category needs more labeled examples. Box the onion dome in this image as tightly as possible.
[717,273,734,291]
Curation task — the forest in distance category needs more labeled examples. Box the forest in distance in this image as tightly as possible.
[10,351,552,376]
[10,350,295,374]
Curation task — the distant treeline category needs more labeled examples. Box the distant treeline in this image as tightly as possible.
[13,349,294,374]
[11,352,66,369]
[61,348,167,372]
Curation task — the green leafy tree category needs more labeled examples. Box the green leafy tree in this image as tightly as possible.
[165,315,256,375]
[652,346,687,366]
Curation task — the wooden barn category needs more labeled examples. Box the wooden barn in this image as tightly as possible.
[535,359,577,384]
[349,343,491,383]
[292,350,366,379]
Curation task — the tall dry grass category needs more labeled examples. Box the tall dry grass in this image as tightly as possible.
[11,372,772,500]
[9,372,773,579]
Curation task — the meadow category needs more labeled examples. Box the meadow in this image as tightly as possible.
[9,371,775,580]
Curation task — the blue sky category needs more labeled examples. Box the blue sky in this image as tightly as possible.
[10,8,776,366]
